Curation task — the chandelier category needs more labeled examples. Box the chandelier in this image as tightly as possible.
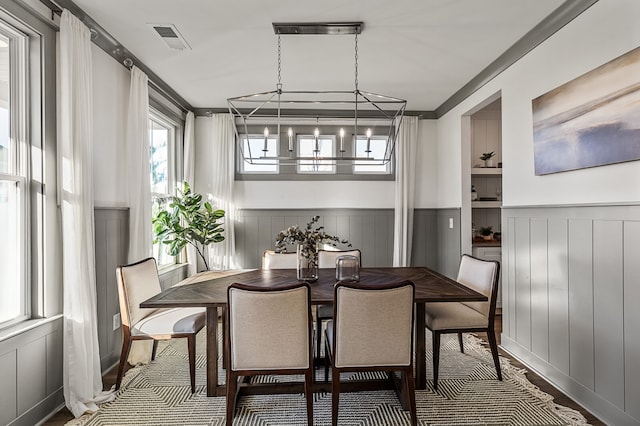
[227,22,407,166]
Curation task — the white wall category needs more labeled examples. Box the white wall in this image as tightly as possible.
[437,0,640,209]
[194,116,438,209]
[92,45,130,208]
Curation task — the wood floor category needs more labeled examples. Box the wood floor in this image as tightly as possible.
[43,315,604,425]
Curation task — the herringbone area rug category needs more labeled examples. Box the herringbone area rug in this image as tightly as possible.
[68,329,589,425]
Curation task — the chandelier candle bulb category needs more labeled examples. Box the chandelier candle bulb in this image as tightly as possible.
[314,127,320,153]
[339,128,345,152]
[366,128,372,154]
[263,127,269,153]
[288,127,293,152]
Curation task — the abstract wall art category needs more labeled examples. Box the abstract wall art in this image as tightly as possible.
[532,46,640,175]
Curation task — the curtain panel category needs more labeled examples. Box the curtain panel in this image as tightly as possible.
[59,9,114,417]
[393,116,419,267]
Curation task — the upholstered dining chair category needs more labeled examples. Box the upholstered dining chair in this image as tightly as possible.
[226,282,314,426]
[324,280,417,426]
[115,257,205,393]
[425,253,502,391]
[316,249,361,360]
[262,249,297,269]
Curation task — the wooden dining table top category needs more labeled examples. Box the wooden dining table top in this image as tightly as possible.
[141,266,487,309]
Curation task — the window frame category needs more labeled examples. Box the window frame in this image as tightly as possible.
[238,133,279,174]
[296,134,336,174]
[149,108,180,270]
[0,19,31,329]
[353,134,393,175]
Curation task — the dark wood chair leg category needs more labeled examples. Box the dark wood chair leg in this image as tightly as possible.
[187,334,197,393]
[458,332,464,353]
[222,307,228,369]
[487,328,502,381]
[151,340,159,361]
[324,335,330,383]
[331,367,340,426]
[432,331,441,391]
[305,368,314,425]
[226,371,238,426]
[404,367,417,426]
[316,315,322,361]
[115,337,133,390]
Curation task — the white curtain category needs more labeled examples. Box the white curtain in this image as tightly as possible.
[59,10,114,417]
[207,114,238,270]
[183,111,198,276]
[393,115,420,267]
[126,66,152,263]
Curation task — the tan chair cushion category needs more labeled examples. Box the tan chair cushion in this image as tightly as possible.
[457,255,498,317]
[262,250,297,269]
[229,286,310,371]
[132,307,206,336]
[334,285,413,368]
[117,258,162,327]
[425,301,488,330]
[318,249,361,268]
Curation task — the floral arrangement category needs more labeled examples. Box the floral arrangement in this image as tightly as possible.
[275,215,350,269]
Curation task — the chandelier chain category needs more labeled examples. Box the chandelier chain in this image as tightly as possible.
[277,33,282,87]
[354,32,359,90]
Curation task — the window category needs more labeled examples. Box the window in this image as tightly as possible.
[297,134,336,173]
[354,135,392,174]
[150,110,178,268]
[239,134,279,174]
[0,23,29,327]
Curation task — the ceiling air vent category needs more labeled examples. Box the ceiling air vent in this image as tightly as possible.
[149,23,191,50]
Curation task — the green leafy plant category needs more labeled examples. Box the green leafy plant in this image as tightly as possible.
[480,151,496,161]
[275,215,350,269]
[153,182,225,271]
[479,226,493,236]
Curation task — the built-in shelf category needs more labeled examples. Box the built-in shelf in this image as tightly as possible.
[472,201,501,208]
[471,167,502,175]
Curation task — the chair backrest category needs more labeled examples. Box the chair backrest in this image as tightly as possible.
[333,280,414,369]
[115,257,162,328]
[262,250,297,269]
[227,282,312,371]
[318,249,362,268]
[457,254,500,319]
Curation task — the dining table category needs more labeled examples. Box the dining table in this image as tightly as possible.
[140,266,487,399]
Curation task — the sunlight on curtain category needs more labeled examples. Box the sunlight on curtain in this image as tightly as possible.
[126,66,151,263]
[183,111,198,276]
[207,114,238,270]
[59,9,114,417]
[393,116,419,267]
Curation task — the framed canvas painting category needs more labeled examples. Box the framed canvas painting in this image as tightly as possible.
[532,46,640,175]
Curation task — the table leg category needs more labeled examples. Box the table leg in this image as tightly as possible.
[206,306,219,397]
[415,302,426,390]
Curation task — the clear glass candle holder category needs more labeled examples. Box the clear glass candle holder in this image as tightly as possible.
[336,255,359,282]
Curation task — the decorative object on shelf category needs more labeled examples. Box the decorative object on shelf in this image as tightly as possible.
[479,226,493,241]
[471,185,478,201]
[336,255,360,282]
[275,216,350,282]
[152,182,225,271]
[480,151,496,168]
[227,22,406,167]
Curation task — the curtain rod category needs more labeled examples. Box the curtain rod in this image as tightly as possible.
[38,0,193,115]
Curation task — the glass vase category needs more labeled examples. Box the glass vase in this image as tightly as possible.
[297,244,318,282]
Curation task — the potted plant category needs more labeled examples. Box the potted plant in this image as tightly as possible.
[275,215,350,282]
[480,151,496,168]
[479,226,493,241]
[152,181,225,271]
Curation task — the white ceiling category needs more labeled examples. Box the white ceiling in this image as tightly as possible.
[70,0,565,111]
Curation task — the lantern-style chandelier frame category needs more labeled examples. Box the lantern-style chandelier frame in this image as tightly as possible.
[227,22,407,165]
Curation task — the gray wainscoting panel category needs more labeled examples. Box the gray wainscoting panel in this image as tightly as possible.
[501,205,640,426]
[567,219,594,391]
[0,349,17,425]
[436,209,461,279]
[624,221,640,421]
[234,208,455,274]
[94,208,129,371]
[547,217,570,375]
[530,218,549,362]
